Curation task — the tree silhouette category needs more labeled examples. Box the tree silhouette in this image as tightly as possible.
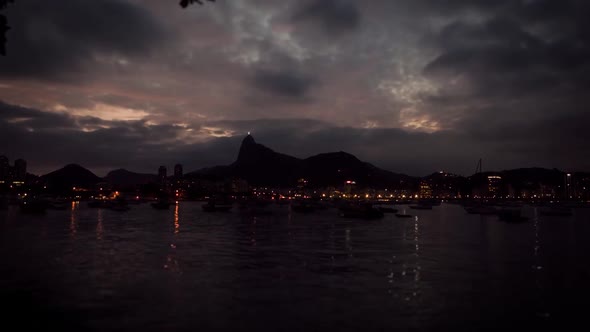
[0,0,14,55]
[0,0,215,56]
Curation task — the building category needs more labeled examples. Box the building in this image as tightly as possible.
[344,180,356,196]
[0,155,9,182]
[14,159,26,181]
[231,178,249,194]
[419,180,433,198]
[574,173,590,200]
[487,175,502,197]
[174,164,183,179]
[564,173,573,199]
[158,166,167,185]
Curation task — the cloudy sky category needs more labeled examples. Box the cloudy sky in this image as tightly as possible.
[0,0,589,176]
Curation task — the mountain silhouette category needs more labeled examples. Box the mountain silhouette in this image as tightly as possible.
[189,134,416,188]
[42,164,102,189]
[105,169,157,187]
[232,134,303,186]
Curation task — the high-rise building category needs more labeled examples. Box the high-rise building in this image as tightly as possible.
[14,159,26,181]
[0,155,9,181]
[174,164,183,179]
[344,180,356,195]
[419,180,433,198]
[487,175,502,197]
[564,173,573,199]
[158,166,167,185]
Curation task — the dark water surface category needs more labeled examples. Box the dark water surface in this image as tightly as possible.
[1,202,589,331]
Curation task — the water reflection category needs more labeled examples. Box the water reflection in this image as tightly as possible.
[345,228,353,258]
[532,209,549,318]
[96,208,103,241]
[414,215,421,284]
[251,217,257,247]
[410,216,421,301]
[166,203,181,273]
[386,220,396,297]
[69,201,77,239]
[174,202,180,235]
[1,202,587,330]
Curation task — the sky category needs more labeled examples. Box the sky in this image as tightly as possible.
[0,0,589,177]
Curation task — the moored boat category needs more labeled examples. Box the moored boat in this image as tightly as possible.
[110,198,130,212]
[110,204,130,212]
[48,198,70,210]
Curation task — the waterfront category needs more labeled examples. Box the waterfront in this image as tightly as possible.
[1,202,589,331]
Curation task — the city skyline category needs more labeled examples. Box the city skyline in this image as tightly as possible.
[1,1,590,176]
[1,132,589,179]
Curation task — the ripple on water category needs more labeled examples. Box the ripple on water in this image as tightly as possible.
[1,202,589,331]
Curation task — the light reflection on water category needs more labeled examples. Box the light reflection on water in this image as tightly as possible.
[0,202,589,331]
[97,207,103,241]
[174,202,179,235]
[70,201,77,238]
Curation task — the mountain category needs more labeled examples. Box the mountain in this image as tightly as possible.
[42,164,102,189]
[105,169,157,187]
[231,135,303,186]
[302,152,412,188]
[189,134,416,188]
[501,168,564,185]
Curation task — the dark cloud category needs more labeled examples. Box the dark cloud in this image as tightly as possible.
[0,102,240,175]
[0,0,168,80]
[1,101,590,177]
[293,0,360,34]
[1,1,590,176]
[253,69,315,98]
[421,1,590,115]
[425,16,590,76]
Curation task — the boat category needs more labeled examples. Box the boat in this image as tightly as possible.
[151,192,172,210]
[338,203,384,219]
[48,198,70,210]
[110,204,130,212]
[395,213,413,218]
[202,201,233,212]
[377,206,398,213]
[109,198,130,212]
[497,209,528,223]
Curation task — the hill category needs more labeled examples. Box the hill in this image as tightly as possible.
[105,169,157,187]
[41,164,102,189]
[189,134,416,188]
